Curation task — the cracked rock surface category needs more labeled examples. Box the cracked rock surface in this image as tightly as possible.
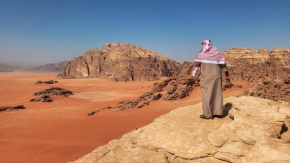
[69,96,290,163]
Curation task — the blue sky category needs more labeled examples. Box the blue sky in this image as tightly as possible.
[0,0,289,64]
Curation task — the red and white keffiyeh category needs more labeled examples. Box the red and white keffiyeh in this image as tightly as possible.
[195,40,226,64]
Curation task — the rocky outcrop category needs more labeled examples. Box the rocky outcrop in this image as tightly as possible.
[223,48,290,101]
[162,78,195,100]
[58,43,180,81]
[70,96,290,163]
[33,87,73,96]
[88,77,198,113]
[35,80,58,84]
[31,87,73,102]
[30,95,53,102]
[88,76,235,114]
[224,48,290,82]
[0,105,26,112]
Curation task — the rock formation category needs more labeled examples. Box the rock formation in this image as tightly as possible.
[30,95,53,102]
[58,43,180,81]
[177,48,290,102]
[223,48,290,101]
[88,77,204,113]
[0,105,26,112]
[33,87,73,96]
[31,87,73,102]
[59,43,289,101]
[70,96,290,163]
[35,80,58,84]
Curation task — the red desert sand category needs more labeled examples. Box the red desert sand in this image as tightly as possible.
[0,72,247,163]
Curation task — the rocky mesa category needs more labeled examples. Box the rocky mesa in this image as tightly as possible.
[223,48,290,101]
[69,96,290,163]
[58,43,180,81]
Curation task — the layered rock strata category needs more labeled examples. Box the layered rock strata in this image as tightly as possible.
[58,43,180,81]
[223,48,290,101]
[59,43,290,101]
[70,96,290,163]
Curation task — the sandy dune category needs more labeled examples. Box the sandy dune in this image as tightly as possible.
[0,72,247,163]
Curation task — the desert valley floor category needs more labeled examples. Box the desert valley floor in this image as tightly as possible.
[0,72,247,163]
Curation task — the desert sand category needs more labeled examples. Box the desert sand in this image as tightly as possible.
[0,72,247,163]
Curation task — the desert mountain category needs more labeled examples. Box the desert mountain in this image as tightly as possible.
[0,63,22,72]
[58,43,181,81]
[29,61,69,72]
[0,61,69,72]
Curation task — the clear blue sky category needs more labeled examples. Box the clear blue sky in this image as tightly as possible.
[0,0,289,64]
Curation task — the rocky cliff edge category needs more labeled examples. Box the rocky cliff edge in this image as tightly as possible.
[69,96,290,163]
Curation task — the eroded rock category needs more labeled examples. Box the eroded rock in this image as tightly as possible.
[58,43,180,81]
[71,96,290,163]
[0,105,26,112]
[31,87,73,102]
[34,87,73,96]
[30,95,53,102]
[35,80,58,84]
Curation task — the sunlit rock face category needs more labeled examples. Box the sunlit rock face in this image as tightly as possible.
[69,96,290,163]
[58,43,180,81]
[223,48,290,101]
[59,44,290,101]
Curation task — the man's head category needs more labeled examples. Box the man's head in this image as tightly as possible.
[202,40,212,52]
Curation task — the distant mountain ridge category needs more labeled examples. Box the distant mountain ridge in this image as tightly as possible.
[0,61,69,72]
[29,61,69,72]
[0,63,22,72]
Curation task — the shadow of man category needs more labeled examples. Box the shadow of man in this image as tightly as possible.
[215,102,233,119]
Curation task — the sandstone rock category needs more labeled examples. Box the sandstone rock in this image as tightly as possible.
[59,44,290,102]
[151,78,173,92]
[71,96,290,163]
[58,43,180,81]
[162,78,195,100]
[223,48,290,102]
[0,105,26,112]
[35,80,58,84]
[242,138,290,163]
[33,87,73,96]
[281,119,290,143]
[30,95,53,102]
[106,78,196,112]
